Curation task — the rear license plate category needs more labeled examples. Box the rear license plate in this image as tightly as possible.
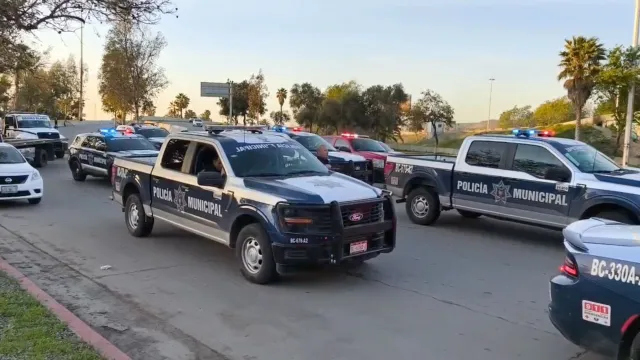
[350,241,368,254]
[1,185,18,194]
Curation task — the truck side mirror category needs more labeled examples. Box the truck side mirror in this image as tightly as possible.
[544,167,571,182]
[337,146,351,152]
[197,171,226,188]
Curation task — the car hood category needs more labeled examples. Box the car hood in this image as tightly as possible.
[109,149,159,157]
[327,151,366,162]
[243,173,380,204]
[15,127,59,136]
[0,161,34,174]
[593,168,640,187]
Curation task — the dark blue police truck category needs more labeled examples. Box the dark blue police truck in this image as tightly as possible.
[386,129,640,228]
[110,125,396,284]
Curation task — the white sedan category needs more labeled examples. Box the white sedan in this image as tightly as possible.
[0,143,43,204]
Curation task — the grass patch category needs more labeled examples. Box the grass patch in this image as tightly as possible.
[0,271,104,360]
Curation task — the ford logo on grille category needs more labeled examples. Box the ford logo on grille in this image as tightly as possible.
[349,212,363,222]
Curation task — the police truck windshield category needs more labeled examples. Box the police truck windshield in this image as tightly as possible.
[352,138,386,152]
[17,119,51,128]
[560,144,619,173]
[106,137,157,152]
[289,134,337,152]
[222,141,329,177]
[0,147,26,164]
[136,128,169,138]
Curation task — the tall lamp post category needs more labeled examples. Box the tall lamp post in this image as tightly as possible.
[622,0,640,167]
[78,20,84,122]
[487,78,495,132]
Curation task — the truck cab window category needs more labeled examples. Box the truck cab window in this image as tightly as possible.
[82,136,97,149]
[512,144,568,179]
[465,141,506,169]
[161,139,190,171]
[190,143,224,175]
[4,116,15,129]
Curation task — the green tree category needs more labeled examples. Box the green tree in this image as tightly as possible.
[217,80,249,124]
[184,109,197,119]
[321,81,364,132]
[532,97,575,127]
[407,89,454,146]
[360,84,408,141]
[594,45,640,146]
[558,36,606,140]
[200,109,211,120]
[142,99,156,116]
[247,70,268,124]
[166,100,180,118]
[276,88,287,114]
[270,110,290,125]
[0,75,11,113]
[289,83,323,131]
[498,105,533,129]
[173,93,189,118]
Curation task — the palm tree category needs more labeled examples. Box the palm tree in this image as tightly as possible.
[558,36,606,140]
[174,93,190,118]
[276,88,287,123]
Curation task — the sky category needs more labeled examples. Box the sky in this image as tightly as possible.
[24,0,638,123]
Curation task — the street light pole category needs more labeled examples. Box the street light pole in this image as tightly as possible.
[487,78,495,132]
[622,0,640,167]
[78,22,84,122]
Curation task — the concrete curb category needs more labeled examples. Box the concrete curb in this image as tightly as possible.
[0,256,131,360]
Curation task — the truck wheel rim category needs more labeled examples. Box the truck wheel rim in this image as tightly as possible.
[128,203,139,229]
[411,196,429,218]
[242,237,262,274]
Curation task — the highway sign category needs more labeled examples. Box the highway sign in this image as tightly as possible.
[201,82,230,97]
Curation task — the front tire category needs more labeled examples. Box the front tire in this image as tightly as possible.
[406,187,441,225]
[33,149,48,168]
[236,223,278,284]
[124,193,154,237]
[70,160,86,181]
[55,150,65,159]
[27,198,42,205]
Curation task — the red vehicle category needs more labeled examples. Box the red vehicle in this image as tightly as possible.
[323,133,389,183]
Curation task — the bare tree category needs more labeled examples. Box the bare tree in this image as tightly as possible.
[0,0,177,34]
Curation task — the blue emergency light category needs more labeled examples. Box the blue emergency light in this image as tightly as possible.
[272,125,287,133]
[512,129,555,138]
[99,128,118,136]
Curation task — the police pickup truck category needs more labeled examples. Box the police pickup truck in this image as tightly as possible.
[385,129,640,228]
[270,126,373,184]
[2,112,68,167]
[110,125,396,284]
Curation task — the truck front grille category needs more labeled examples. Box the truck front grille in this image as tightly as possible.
[340,201,383,228]
[37,132,60,139]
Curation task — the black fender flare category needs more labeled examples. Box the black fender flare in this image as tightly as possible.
[578,195,640,220]
[229,205,275,248]
[402,171,447,198]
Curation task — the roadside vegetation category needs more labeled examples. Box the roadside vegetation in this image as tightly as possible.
[0,271,103,360]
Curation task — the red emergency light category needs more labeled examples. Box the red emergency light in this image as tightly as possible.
[539,130,555,137]
[291,127,303,132]
[341,133,359,138]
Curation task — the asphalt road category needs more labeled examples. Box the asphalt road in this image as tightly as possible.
[0,122,606,360]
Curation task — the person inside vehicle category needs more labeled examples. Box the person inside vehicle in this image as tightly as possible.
[212,156,225,175]
[316,144,329,165]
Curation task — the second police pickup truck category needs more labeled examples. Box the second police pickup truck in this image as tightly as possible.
[110,125,396,284]
[385,129,640,228]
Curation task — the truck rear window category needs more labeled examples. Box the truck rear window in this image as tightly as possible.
[465,141,507,168]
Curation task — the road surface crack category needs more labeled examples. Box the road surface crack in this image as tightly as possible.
[345,270,560,337]
[93,263,200,279]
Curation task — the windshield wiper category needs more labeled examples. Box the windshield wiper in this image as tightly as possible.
[245,173,286,177]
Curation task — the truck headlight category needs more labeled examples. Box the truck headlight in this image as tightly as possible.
[372,159,385,168]
[276,203,330,234]
[31,171,41,181]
